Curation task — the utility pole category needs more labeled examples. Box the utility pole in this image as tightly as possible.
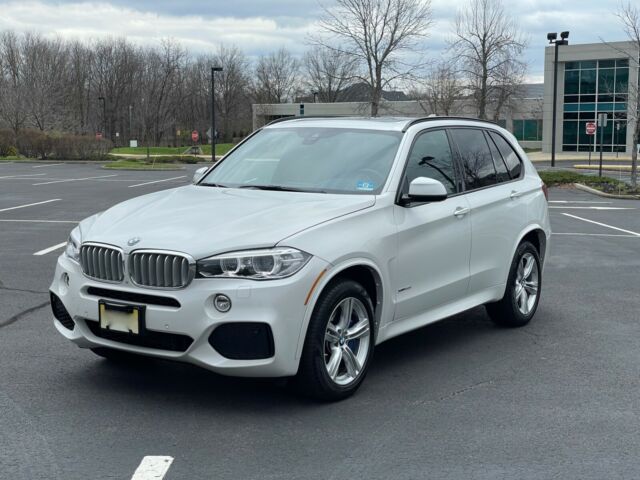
[547,31,569,167]
[129,104,133,144]
[211,66,223,162]
[98,96,106,139]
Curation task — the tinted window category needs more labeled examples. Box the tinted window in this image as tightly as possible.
[485,132,510,183]
[403,129,457,195]
[449,128,497,190]
[489,132,523,179]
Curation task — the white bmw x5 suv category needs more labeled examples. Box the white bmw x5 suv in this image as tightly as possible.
[50,117,550,401]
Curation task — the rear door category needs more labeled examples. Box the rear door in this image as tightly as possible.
[393,128,472,321]
[449,128,527,294]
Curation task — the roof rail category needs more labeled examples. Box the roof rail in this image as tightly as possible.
[265,115,344,127]
[402,116,499,132]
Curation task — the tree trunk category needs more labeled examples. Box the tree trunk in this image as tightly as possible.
[631,129,638,188]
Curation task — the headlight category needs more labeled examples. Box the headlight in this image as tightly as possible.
[65,227,81,262]
[196,247,312,280]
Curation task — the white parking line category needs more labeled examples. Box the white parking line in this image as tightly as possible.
[0,173,47,179]
[553,232,639,238]
[128,176,186,188]
[32,163,64,168]
[131,456,174,480]
[562,213,640,237]
[33,242,67,256]
[549,200,611,204]
[33,174,117,186]
[0,219,78,223]
[0,199,60,213]
[549,206,634,210]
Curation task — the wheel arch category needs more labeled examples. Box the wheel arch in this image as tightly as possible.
[295,258,386,360]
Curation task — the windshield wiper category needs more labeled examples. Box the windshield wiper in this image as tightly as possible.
[200,182,229,188]
[238,185,326,193]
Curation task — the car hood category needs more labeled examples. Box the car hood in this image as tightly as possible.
[82,185,375,258]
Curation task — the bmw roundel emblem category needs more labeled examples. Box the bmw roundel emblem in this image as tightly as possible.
[127,237,141,246]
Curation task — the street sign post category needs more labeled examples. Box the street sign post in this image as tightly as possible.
[586,122,596,165]
[597,114,608,177]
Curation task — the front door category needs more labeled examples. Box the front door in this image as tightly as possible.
[393,129,472,322]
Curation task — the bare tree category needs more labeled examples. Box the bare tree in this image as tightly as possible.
[449,0,527,120]
[303,46,356,102]
[213,45,251,141]
[253,48,300,104]
[0,31,29,135]
[314,0,433,116]
[411,61,464,115]
[615,1,640,188]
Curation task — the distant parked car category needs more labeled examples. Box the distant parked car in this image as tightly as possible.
[50,116,550,401]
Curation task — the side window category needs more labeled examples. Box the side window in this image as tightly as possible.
[489,132,523,179]
[449,128,497,190]
[403,129,457,195]
[484,131,510,183]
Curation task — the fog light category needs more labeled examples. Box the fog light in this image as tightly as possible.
[213,294,232,313]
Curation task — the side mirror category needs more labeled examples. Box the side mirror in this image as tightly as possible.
[193,166,208,184]
[404,177,448,204]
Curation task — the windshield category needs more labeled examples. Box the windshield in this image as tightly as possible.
[200,127,403,194]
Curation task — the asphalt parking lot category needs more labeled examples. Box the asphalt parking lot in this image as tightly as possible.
[1,161,639,479]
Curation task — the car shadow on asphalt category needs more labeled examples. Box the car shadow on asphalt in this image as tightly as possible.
[68,306,511,409]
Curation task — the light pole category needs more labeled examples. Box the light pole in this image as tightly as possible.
[313,91,319,103]
[129,104,133,145]
[211,66,223,162]
[98,96,106,139]
[547,31,569,168]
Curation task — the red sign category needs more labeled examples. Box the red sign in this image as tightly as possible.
[586,122,597,135]
[95,132,103,140]
[191,130,199,142]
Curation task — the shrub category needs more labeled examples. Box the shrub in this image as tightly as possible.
[0,129,17,156]
[15,130,112,160]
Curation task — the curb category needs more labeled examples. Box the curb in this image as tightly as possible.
[574,183,640,200]
[573,164,632,172]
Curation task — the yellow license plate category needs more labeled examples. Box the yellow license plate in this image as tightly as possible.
[99,301,142,335]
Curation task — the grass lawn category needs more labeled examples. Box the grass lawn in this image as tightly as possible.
[111,143,234,156]
[104,159,185,170]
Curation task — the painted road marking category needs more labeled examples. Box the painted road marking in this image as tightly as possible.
[0,199,60,213]
[33,242,67,256]
[131,456,174,480]
[562,213,640,237]
[32,163,64,168]
[0,173,47,179]
[33,174,117,186]
[549,206,634,210]
[128,176,186,188]
[549,200,611,204]
[0,219,78,223]
[553,232,639,238]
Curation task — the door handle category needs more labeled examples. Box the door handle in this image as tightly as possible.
[453,206,470,217]
[510,190,523,199]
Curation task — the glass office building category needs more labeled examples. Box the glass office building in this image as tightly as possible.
[562,59,629,152]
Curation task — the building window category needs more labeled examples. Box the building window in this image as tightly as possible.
[562,58,628,152]
[512,119,543,141]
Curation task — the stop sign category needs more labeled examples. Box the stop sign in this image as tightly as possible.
[586,122,597,135]
[95,132,103,140]
[191,130,199,142]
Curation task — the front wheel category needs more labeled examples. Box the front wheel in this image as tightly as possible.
[295,279,375,401]
[486,241,541,327]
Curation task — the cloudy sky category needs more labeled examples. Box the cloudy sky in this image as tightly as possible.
[0,0,630,82]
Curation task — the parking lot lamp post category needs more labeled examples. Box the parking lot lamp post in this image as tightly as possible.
[211,67,223,162]
[98,96,106,139]
[547,31,569,168]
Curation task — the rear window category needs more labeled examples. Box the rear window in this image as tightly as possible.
[488,132,523,179]
[449,128,497,190]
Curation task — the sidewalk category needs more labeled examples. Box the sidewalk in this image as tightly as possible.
[527,151,634,163]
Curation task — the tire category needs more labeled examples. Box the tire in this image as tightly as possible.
[486,241,542,328]
[90,347,144,363]
[294,279,375,401]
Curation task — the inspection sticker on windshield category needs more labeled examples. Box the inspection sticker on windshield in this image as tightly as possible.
[356,181,376,191]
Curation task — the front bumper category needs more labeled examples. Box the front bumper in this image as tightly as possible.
[50,254,329,377]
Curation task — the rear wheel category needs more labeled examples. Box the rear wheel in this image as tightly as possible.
[295,279,374,401]
[486,241,541,327]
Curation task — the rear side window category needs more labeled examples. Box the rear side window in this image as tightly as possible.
[488,132,523,179]
[449,128,497,190]
[404,129,458,194]
[484,131,510,183]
